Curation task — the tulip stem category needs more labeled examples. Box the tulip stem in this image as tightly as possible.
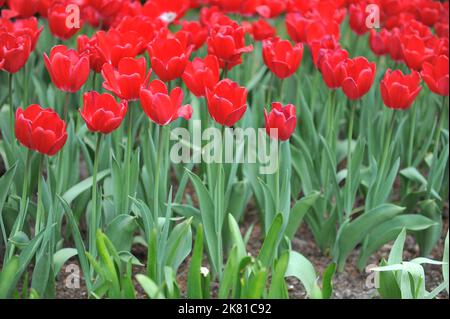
[345,101,357,218]
[407,104,417,167]
[92,72,97,92]
[63,92,70,123]
[124,106,134,214]
[8,73,14,141]
[89,134,102,257]
[35,155,45,234]
[153,125,169,221]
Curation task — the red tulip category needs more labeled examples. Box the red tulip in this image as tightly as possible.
[369,29,389,56]
[262,37,304,79]
[338,57,376,100]
[206,79,248,127]
[401,35,438,71]
[387,28,404,62]
[309,35,340,67]
[264,102,297,141]
[77,34,104,74]
[15,104,67,156]
[0,17,43,51]
[421,55,449,96]
[319,48,349,89]
[116,16,158,52]
[0,32,31,73]
[182,55,220,97]
[80,91,128,134]
[4,0,39,18]
[178,20,208,51]
[207,20,253,70]
[305,20,340,46]
[286,12,313,43]
[148,34,192,82]
[256,0,286,18]
[96,29,145,68]
[349,2,369,35]
[44,45,90,93]
[47,2,82,40]
[140,80,192,126]
[251,19,276,41]
[142,0,190,24]
[102,56,151,101]
[380,69,422,110]
[416,0,442,27]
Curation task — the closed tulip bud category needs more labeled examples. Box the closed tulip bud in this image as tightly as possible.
[80,92,128,134]
[44,45,90,93]
[264,102,297,141]
[369,29,390,56]
[206,79,248,127]
[263,37,304,79]
[15,104,67,156]
[140,80,193,126]
[319,48,349,89]
[251,19,276,41]
[148,35,192,82]
[380,69,422,110]
[421,55,449,96]
[349,2,369,35]
[182,55,220,97]
[338,57,376,100]
[102,57,151,101]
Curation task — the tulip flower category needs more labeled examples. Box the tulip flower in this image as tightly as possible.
[338,57,376,100]
[77,34,105,74]
[0,32,31,74]
[102,56,151,101]
[142,0,190,24]
[4,0,39,18]
[309,35,340,68]
[140,80,192,126]
[285,12,312,43]
[148,35,192,82]
[319,48,349,89]
[80,91,128,134]
[262,37,303,79]
[369,29,389,56]
[380,69,422,110]
[256,0,286,19]
[178,20,208,51]
[386,28,404,62]
[182,55,220,97]
[96,29,146,68]
[349,2,369,35]
[15,104,68,156]
[47,2,82,40]
[44,45,90,93]
[250,19,276,41]
[264,102,297,141]
[206,79,248,127]
[207,20,253,70]
[116,16,158,52]
[0,17,43,51]
[421,55,449,96]
[401,35,438,71]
